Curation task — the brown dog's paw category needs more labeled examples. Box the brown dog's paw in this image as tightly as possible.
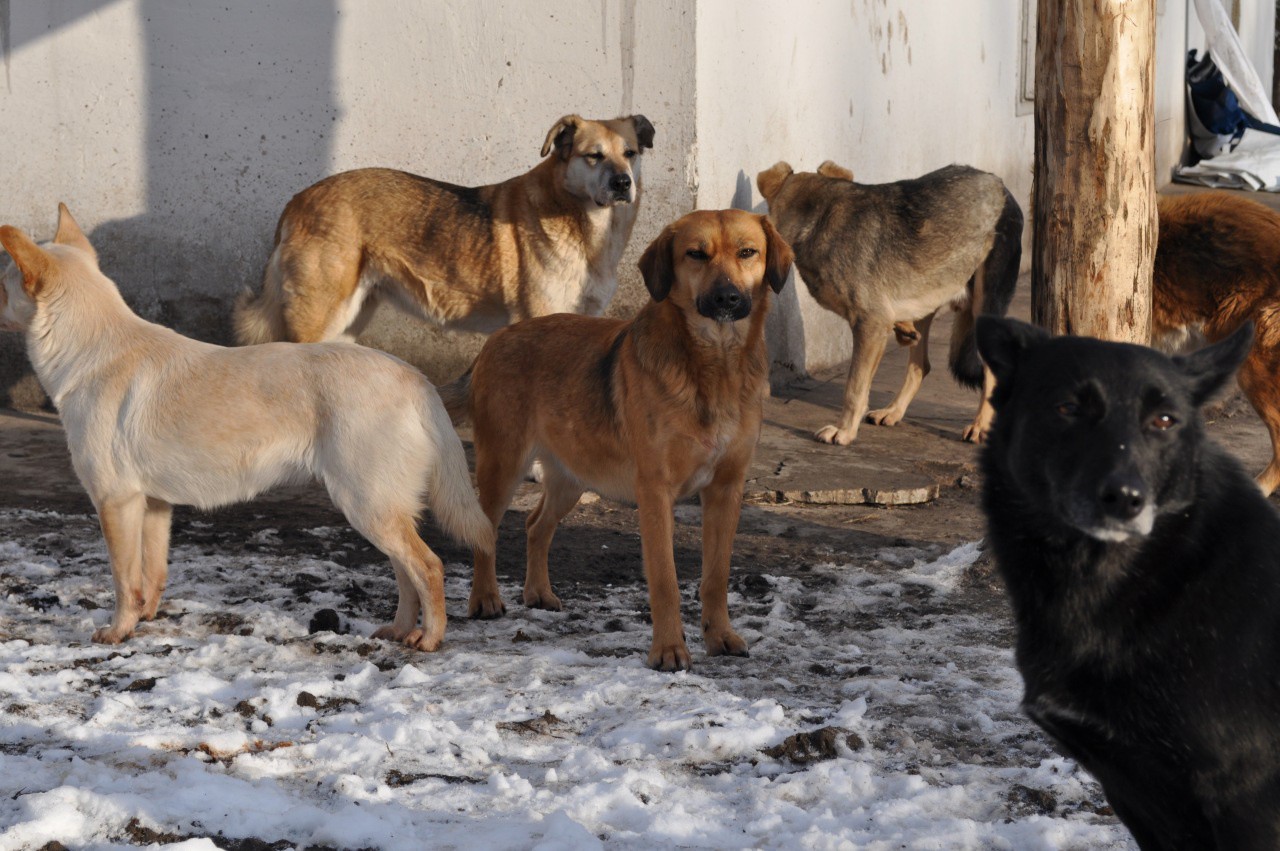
[403,628,443,653]
[468,592,507,619]
[522,587,563,612]
[814,424,857,446]
[892,322,920,346]
[647,641,693,672]
[704,628,749,658]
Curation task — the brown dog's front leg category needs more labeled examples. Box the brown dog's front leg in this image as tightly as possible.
[636,479,690,671]
[93,492,148,644]
[699,475,748,658]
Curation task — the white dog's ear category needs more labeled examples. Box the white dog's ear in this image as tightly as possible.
[629,115,655,150]
[0,225,52,298]
[541,115,582,160]
[54,203,97,262]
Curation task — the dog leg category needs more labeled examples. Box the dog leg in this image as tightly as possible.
[962,364,999,443]
[469,443,528,618]
[637,478,690,671]
[139,497,172,621]
[523,466,583,611]
[699,474,748,659]
[868,312,934,427]
[278,241,364,343]
[365,517,447,652]
[816,319,890,445]
[1237,350,1280,496]
[93,493,148,644]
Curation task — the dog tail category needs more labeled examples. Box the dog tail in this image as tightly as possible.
[949,187,1024,389]
[422,387,494,557]
[232,246,289,345]
[437,368,474,426]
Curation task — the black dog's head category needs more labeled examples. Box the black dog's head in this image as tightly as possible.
[976,318,1253,543]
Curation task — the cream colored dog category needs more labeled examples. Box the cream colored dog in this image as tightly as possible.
[0,205,492,650]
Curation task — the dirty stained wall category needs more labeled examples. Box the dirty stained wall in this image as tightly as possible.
[0,0,1232,407]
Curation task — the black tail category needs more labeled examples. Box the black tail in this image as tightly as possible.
[950,187,1024,389]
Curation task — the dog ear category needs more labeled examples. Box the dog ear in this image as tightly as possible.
[540,115,581,160]
[0,226,52,298]
[1175,321,1255,407]
[53,203,98,262]
[975,317,1049,388]
[638,226,675,303]
[756,162,793,204]
[760,215,793,294]
[816,160,855,182]
[630,115,655,150]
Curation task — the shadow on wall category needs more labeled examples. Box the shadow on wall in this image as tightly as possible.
[729,169,807,389]
[2,1,340,409]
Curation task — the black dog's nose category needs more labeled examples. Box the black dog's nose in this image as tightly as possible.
[1099,475,1147,520]
[609,173,632,193]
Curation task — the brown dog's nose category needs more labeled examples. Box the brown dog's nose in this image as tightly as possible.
[609,173,632,193]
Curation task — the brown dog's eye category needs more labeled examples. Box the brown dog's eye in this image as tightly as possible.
[586,152,604,163]
[738,247,758,259]
[1149,413,1178,431]
[623,149,637,159]
[686,249,709,261]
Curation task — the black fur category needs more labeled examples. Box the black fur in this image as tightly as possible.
[977,317,1280,850]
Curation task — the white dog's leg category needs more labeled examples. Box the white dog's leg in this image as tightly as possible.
[139,497,172,621]
[92,492,148,644]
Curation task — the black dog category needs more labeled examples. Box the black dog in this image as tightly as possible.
[975,317,1280,850]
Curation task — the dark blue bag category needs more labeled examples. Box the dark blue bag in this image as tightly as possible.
[1187,49,1280,158]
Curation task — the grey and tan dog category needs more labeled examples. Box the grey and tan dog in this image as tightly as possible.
[235,114,655,344]
[757,160,1023,444]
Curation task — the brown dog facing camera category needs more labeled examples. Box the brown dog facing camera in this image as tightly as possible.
[235,114,654,344]
[440,209,793,671]
[757,160,1023,445]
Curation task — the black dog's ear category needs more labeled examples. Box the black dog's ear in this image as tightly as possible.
[638,226,675,302]
[1175,321,1254,406]
[976,317,1049,387]
[630,115,655,150]
[760,215,793,294]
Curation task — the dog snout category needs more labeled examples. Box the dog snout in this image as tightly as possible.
[698,283,752,322]
[1098,473,1148,521]
[609,172,633,195]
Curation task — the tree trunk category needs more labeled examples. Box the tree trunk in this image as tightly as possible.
[1032,0,1156,343]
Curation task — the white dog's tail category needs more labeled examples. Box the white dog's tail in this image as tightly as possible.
[422,391,494,557]
[233,247,289,345]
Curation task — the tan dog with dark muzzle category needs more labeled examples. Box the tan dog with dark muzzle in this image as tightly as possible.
[441,209,793,671]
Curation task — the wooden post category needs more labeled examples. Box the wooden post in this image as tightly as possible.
[1032,0,1156,343]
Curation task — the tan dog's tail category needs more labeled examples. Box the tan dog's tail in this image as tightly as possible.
[423,386,493,556]
[437,368,473,426]
[233,246,289,345]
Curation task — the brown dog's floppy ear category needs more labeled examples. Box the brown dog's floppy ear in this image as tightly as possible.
[54,203,98,263]
[638,226,676,303]
[760,216,794,294]
[630,115,655,150]
[541,115,582,160]
[756,162,793,204]
[816,160,855,182]
[0,226,52,298]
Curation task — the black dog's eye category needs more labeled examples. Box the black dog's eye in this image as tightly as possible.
[1149,413,1178,431]
[1055,401,1080,418]
[738,247,758,259]
[686,249,709,261]
[623,149,637,159]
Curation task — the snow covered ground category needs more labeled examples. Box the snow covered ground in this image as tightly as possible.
[0,507,1133,850]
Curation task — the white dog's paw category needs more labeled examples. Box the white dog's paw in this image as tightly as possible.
[866,407,904,427]
[815,424,858,445]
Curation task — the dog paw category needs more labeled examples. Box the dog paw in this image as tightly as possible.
[371,624,411,642]
[468,592,507,619]
[403,628,443,653]
[815,424,857,445]
[865,407,903,427]
[91,625,132,644]
[523,587,563,611]
[647,642,693,672]
[961,423,989,444]
[704,628,749,658]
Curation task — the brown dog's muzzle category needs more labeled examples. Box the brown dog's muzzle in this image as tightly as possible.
[697,282,752,322]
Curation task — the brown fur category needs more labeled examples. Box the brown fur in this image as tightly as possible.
[1154,191,1280,496]
[234,114,654,344]
[445,210,793,671]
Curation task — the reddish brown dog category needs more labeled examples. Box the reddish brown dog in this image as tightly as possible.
[442,209,793,670]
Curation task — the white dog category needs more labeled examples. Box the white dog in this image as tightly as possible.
[0,205,492,651]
